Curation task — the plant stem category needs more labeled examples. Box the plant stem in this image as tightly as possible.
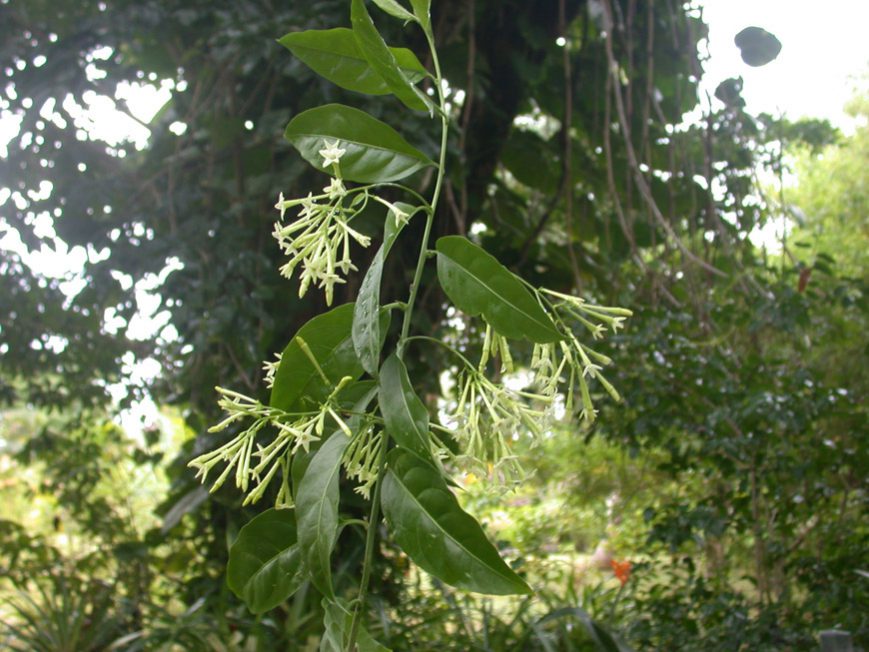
[397,31,449,358]
[346,28,450,652]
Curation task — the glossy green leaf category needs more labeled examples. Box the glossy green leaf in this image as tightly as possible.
[370,0,415,23]
[378,354,431,459]
[351,0,431,112]
[226,509,304,614]
[296,432,350,599]
[270,303,361,413]
[436,236,562,343]
[292,448,315,498]
[278,28,426,96]
[734,26,782,67]
[336,379,378,412]
[321,598,391,652]
[352,207,410,374]
[284,104,434,184]
[381,448,531,595]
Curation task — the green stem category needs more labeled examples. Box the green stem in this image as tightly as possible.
[397,33,449,358]
[346,28,450,652]
[355,181,431,208]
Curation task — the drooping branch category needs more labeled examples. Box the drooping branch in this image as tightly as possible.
[601,0,724,277]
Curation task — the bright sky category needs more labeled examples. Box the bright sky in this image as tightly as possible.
[701,0,869,131]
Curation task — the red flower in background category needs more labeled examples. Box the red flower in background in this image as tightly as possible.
[610,559,631,586]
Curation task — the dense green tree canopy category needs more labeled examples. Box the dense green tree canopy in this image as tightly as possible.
[1,0,866,649]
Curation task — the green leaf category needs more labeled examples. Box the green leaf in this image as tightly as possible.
[381,448,531,595]
[320,598,391,652]
[292,449,315,497]
[278,28,426,96]
[378,354,431,459]
[409,0,431,34]
[734,26,782,67]
[226,509,304,614]
[293,382,376,495]
[351,0,431,112]
[352,207,409,374]
[284,104,435,184]
[370,0,416,23]
[270,303,362,413]
[296,432,350,599]
[336,379,378,412]
[435,236,562,343]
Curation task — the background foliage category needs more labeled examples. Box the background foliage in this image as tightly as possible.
[1,0,866,649]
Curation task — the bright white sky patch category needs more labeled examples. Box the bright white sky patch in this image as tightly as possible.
[701,0,869,131]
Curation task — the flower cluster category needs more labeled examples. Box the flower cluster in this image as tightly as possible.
[272,140,371,305]
[343,422,383,500]
[449,362,551,477]
[540,288,632,337]
[531,289,632,424]
[262,352,282,388]
[188,385,354,507]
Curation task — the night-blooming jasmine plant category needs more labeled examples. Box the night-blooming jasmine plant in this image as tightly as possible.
[189,1,632,648]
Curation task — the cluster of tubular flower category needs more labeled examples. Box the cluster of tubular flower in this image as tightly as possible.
[188,384,354,507]
[446,325,550,478]
[447,292,632,477]
[342,422,383,500]
[272,140,371,305]
[532,288,632,424]
[192,139,421,505]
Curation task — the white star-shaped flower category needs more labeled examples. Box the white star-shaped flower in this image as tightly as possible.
[274,192,287,219]
[323,177,346,199]
[391,204,410,226]
[318,139,346,167]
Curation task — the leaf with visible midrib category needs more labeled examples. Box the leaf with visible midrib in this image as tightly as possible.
[284,104,434,184]
[351,0,431,112]
[270,303,361,413]
[381,448,531,595]
[226,509,304,614]
[409,0,432,34]
[353,207,410,374]
[278,28,427,96]
[295,432,350,599]
[378,354,431,459]
[436,236,562,343]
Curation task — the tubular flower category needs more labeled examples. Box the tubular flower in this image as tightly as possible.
[318,139,346,167]
[449,365,551,477]
[188,385,354,507]
[531,289,632,424]
[262,352,282,389]
[343,422,383,500]
[272,185,371,305]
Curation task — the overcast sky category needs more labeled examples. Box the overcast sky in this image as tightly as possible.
[701,0,868,130]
